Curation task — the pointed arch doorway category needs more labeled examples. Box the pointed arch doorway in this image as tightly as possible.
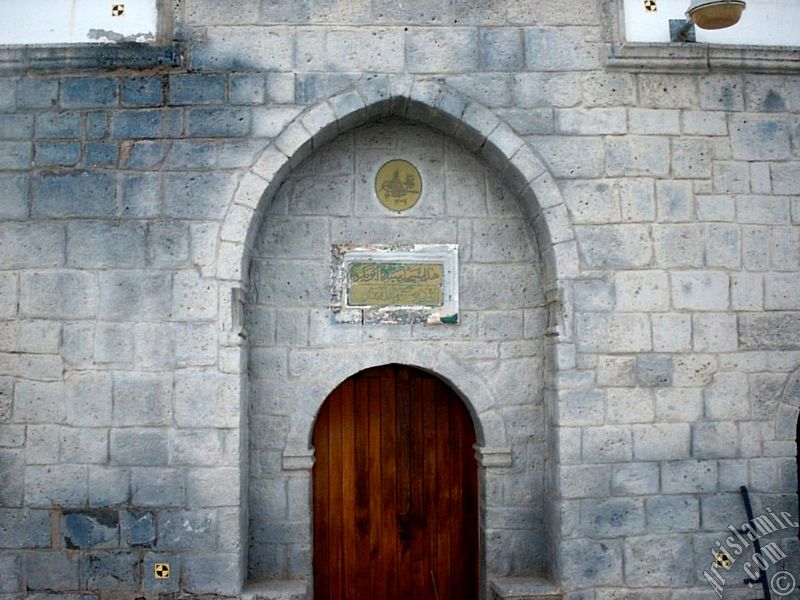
[312,364,479,600]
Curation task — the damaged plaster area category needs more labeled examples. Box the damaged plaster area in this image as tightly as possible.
[87,28,155,43]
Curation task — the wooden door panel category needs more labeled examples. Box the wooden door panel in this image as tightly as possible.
[313,365,478,600]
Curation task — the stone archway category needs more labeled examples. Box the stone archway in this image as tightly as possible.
[213,78,580,594]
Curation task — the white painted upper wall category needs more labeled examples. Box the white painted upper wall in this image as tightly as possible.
[624,0,800,45]
[0,0,157,45]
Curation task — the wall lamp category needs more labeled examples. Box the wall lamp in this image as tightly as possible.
[671,0,747,42]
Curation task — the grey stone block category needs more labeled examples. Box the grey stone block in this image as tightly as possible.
[629,108,680,135]
[184,553,240,595]
[623,535,693,586]
[661,460,717,493]
[730,114,791,160]
[0,508,51,548]
[635,355,673,387]
[0,141,31,169]
[655,180,693,222]
[0,222,64,269]
[113,373,172,426]
[192,27,294,71]
[562,179,621,223]
[530,135,604,178]
[32,171,115,217]
[575,225,651,269]
[514,73,582,108]
[699,75,744,111]
[98,271,171,320]
[606,388,655,424]
[148,222,190,267]
[692,422,739,458]
[82,551,140,589]
[89,466,130,507]
[560,464,611,498]
[619,178,656,222]
[581,498,644,537]
[111,428,169,466]
[25,465,88,507]
[35,112,81,138]
[524,27,599,71]
[576,313,651,353]
[157,509,217,550]
[131,468,186,507]
[771,161,800,195]
[14,380,65,423]
[61,77,118,108]
[16,79,58,110]
[187,107,251,137]
[96,323,132,365]
[655,387,703,422]
[121,510,156,547]
[614,270,669,312]
[121,76,164,107]
[0,551,21,592]
[111,108,182,139]
[60,428,109,464]
[168,74,226,105]
[164,172,238,219]
[0,449,23,505]
[671,271,729,310]
[187,468,239,507]
[632,423,690,461]
[84,142,118,167]
[231,74,266,105]
[62,509,119,549]
[25,551,80,590]
[582,426,632,463]
[0,114,32,139]
[86,110,109,139]
[170,429,224,466]
[645,496,700,532]
[123,140,169,169]
[480,28,524,71]
[66,221,146,268]
[0,173,27,219]
[559,538,622,586]
[406,28,479,73]
[611,463,659,495]
[705,224,740,269]
[142,551,181,592]
[672,139,711,179]
[325,28,403,72]
[606,136,670,176]
[638,73,699,108]
[65,371,113,427]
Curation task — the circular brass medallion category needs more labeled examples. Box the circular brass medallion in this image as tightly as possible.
[374,159,422,212]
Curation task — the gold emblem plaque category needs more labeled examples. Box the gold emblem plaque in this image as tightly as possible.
[375,159,422,212]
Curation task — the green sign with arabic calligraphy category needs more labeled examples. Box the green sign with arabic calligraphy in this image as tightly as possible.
[348,262,444,307]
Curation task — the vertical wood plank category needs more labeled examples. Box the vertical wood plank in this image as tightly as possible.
[313,397,331,600]
[434,379,452,597]
[380,368,398,599]
[328,385,344,600]
[395,365,413,599]
[422,377,438,599]
[340,379,357,600]
[409,373,426,596]
[368,377,383,600]
[353,377,371,600]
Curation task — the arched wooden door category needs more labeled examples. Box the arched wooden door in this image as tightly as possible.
[312,364,479,600]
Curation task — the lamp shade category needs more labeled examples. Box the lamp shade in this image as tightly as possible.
[687,0,746,29]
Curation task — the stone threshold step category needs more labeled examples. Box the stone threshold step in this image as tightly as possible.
[241,580,309,600]
[490,576,563,600]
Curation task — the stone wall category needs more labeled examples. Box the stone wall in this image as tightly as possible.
[0,0,798,598]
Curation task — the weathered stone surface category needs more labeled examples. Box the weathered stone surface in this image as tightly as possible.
[739,312,800,349]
